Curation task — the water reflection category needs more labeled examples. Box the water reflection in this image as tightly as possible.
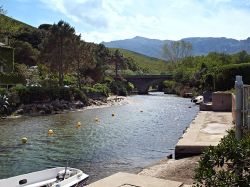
[0,92,198,182]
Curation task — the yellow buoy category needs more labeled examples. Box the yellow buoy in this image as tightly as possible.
[112,113,115,117]
[76,122,81,128]
[48,129,54,136]
[95,117,99,122]
[21,137,28,144]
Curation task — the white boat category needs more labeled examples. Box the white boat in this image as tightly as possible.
[191,95,204,104]
[0,167,88,187]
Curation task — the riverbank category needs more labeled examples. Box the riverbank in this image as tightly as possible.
[3,95,131,119]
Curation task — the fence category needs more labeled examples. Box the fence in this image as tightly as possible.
[235,76,250,140]
[243,85,250,130]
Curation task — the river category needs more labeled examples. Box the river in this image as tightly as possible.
[0,92,198,183]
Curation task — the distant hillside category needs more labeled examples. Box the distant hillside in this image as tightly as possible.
[113,48,169,74]
[0,14,35,34]
[102,36,250,60]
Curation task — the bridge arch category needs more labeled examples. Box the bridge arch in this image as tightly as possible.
[124,75,173,94]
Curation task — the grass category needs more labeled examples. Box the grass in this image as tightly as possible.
[0,14,35,34]
[111,48,170,74]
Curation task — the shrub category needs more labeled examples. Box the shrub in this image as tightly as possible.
[194,130,250,187]
[162,80,177,94]
[0,72,26,84]
[0,88,7,95]
[127,82,134,92]
[70,87,88,104]
[215,63,250,90]
[110,80,128,96]
[93,83,110,97]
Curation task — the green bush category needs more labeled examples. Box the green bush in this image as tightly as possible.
[215,63,250,90]
[70,87,88,104]
[93,83,110,97]
[82,83,109,98]
[9,85,87,104]
[0,72,25,84]
[162,80,177,94]
[110,80,128,96]
[127,82,134,92]
[194,130,250,187]
[0,88,7,95]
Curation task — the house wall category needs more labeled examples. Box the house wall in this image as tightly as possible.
[0,46,14,73]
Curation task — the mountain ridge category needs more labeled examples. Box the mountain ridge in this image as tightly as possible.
[102,36,250,60]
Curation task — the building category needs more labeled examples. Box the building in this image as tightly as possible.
[0,42,14,73]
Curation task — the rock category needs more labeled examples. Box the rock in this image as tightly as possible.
[15,109,24,115]
[74,101,84,108]
[39,110,45,115]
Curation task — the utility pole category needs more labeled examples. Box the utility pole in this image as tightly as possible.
[235,75,243,140]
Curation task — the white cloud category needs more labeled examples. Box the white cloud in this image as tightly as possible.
[39,0,250,43]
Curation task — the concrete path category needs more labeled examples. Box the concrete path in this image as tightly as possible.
[175,111,233,155]
[86,172,183,187]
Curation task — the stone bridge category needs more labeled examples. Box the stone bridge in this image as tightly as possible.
[124,74,173,94]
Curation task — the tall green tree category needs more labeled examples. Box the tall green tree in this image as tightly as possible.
[40,20,76,86]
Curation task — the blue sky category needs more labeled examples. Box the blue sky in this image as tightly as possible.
[1,0,250,43]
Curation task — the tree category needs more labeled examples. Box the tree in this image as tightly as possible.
[112,50,124,78]
[163,40,192,63]
[12,40,40,66]
[0,5,7,15]
[40,20,76,86]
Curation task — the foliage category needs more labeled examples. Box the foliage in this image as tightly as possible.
[163,40,192,63]
[162,80,177,94]
[215,63,250,90]
[0,46,14,72]
[0,14,34,37]
[164,51,250,94]
[82,83,110,98]
[0,5,7,15]
[63,74,77,86]
[194,130,250,187]
[0,88,7,95]
[9,85,88,104]
[70,87,88,103]
[0,72,25,84]
[12,40,40,66]
[40,20,77,86]
[127,82,134,92]
[109,80,128,96]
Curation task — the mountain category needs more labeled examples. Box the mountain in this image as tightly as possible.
[102,36,250,59]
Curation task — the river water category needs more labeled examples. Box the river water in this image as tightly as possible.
[0,92,198,182]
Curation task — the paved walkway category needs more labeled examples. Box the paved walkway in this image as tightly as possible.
[175,111,233,155]
[86,172,183,187]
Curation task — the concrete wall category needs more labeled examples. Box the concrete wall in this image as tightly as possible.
[212,92,232,112]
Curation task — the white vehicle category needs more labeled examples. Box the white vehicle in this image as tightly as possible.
[0,167,88,187]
